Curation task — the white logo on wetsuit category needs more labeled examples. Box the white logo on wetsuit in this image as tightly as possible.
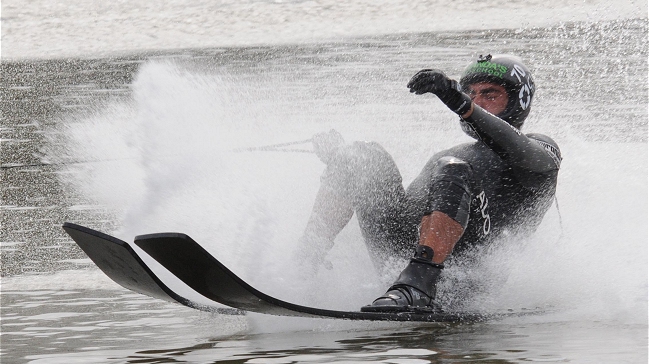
[477,191,491,235]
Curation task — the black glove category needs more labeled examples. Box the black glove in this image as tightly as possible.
[312,129,345,164]
[407,69,472,116]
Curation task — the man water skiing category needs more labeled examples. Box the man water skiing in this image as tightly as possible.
[298,54,561,312]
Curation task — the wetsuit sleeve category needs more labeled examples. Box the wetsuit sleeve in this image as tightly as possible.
[461,105,561,187]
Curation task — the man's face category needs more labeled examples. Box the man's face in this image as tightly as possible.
[466,82,508,116]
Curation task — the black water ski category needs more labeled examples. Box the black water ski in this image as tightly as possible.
[62,223,240,315]
[134,232,490,322]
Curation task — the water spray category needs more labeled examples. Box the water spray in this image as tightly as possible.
[1,138,316,170]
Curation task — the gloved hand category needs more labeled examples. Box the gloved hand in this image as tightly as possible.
[407,69,472,116]
[294,233,334,277]
[312,129,345,164]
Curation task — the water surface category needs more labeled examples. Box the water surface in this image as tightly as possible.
[1,17,647,364]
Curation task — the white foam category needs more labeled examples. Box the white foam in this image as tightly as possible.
[483,140,648,325]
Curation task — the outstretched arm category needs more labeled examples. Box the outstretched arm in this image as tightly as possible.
[407,69,561,181]
[459,104,561,174]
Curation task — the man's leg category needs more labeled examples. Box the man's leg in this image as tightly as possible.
[362,156,473,312]
[420,212,465,264]
[297,182,354,272]
[297,140,418,273]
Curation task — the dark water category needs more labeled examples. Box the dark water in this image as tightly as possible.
[3,290,646,363]
[1,19,647,363]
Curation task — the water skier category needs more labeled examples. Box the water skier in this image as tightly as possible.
[298,54,562,312]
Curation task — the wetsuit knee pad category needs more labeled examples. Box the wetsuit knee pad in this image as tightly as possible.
[427,157,473,228]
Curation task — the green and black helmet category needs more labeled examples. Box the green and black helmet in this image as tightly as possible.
[460,54,535,129]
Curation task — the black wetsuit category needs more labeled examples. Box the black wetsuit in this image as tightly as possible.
[322,106,561,266]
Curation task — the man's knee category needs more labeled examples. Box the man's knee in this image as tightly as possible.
[324,141,402,197]
[339,141,397,174]
[427,157,473,228]
[430,156,473,182]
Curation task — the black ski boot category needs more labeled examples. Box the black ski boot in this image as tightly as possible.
[361,245,443,313]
